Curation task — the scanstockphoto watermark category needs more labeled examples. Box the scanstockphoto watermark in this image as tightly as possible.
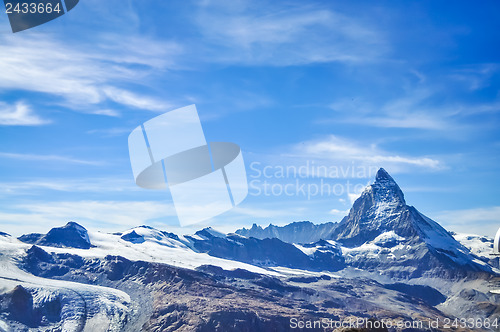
[290,317,426,330]
[289,317,499,331]
[248,161,377,199]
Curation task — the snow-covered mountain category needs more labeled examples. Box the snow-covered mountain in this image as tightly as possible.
[1,226,458,332]
[186,228,345,272]
[452,232,494,259]
[0,232,132,331]
[234,168,494,279]
[328,168,493,278]
[1,168,499,331]
[18,221,92,249]
[452,232,499,269]
[236,221,338,244]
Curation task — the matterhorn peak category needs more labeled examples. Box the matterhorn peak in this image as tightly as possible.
[332,168,409,247]
[330,167,492,277]
[375,168,393,182]
[367,168,406,205]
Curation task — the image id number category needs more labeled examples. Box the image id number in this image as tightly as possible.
[5,2,62,14]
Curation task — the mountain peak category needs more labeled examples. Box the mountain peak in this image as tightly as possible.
[18,222,91,249]
[375,168,393,182]
[332,169,408,246]
[121,230,145,244]
[330,169,492,277]
[195,227,226,239]
[64,221,86,230]
[369,168,405,205]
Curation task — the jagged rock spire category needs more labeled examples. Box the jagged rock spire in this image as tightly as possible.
[331,168,409,246]
[367,168,406,205]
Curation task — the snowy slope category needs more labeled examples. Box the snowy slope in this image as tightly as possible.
[13,226,280,277]
[452,232,494,259]
[0,234,131,332]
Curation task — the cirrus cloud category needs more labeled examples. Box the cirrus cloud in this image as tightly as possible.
[0,101,50,126]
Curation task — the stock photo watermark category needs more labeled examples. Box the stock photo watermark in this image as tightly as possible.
[128,105,248,226]
[4,0,80,33]
[128,105,376,225]
[289,317,499,331]
[248,161,377,200]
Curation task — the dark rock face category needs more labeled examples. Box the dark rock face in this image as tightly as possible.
[287,275,331,283]
[332,168,410,246]
[189,232,312,268]
[488,257,500,269]
[196,265,261,280]
[187,231,345,272]
[0,285,61,327]
[121,230,145,243]
[23,245,84,278]
[384,283,446,307]
[18,221,92,249]
[17,232,43,244]
[196,311,293,332]
[39,221,92,249]
[7,285,34,325]
[236,221,338,244]
[344,319,389,332]
[300,239,345,269]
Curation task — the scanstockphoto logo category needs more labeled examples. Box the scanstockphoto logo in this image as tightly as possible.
[128,105,248,226]
[248,161,377,200]
[3,0,79,33]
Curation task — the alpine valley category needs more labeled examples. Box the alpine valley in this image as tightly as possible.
[0,169,498,331]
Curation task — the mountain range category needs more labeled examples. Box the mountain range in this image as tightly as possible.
[0,168,498,331]
[238,169,494,279]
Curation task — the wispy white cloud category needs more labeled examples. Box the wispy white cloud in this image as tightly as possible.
[291,135,442,170]
[0,34,181,111]
[0,200,177,236]
[87,127,132,137]
[329,208,349,216]
[198,89,274,121]
[435,206,500,225]
[102,87,172,112]
[335,100,500,130]
[325,82,500,131]
[0,101,50,126]
[0,178,137,195]
[231,206,302,219]
[347,191,363,205]
[327,91,450,130]
[89,109,121,117]
[353,114,448,130]
[195,2,387,66]
[0,152,105,166]
[448,63,499,91]
[432,206,500,237]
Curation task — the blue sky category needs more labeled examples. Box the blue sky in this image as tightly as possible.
[0,0,499,237]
